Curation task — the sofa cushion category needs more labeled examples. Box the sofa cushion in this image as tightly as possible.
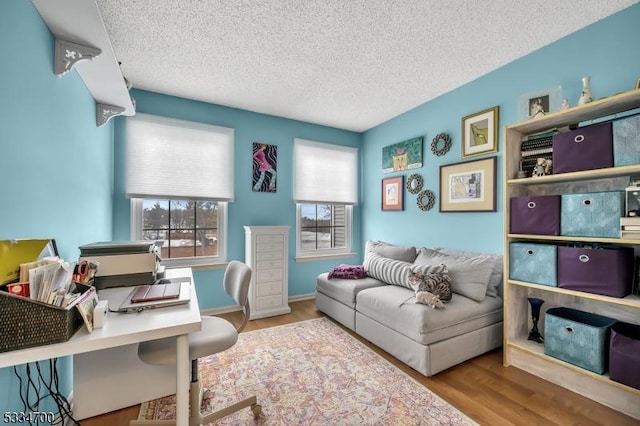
[414,248,493,302]
[316,273,386,308]
[355,285,503,346]
[434,248,503,298]
[364,240,417,263]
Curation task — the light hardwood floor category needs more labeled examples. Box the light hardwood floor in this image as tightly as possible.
[82,299,638,425]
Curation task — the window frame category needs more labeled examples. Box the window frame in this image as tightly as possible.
[295,203,354,262]
[130,198,227,269]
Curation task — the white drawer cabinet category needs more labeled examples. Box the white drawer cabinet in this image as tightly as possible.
[244,226,291,319]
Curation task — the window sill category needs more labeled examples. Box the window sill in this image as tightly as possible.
[294,252,357,263]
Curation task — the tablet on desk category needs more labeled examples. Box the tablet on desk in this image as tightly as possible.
[110,277,191,313]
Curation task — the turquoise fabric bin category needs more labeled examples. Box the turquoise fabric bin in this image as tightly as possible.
[509,242,557,287]
[613,114,640,167]
[560,191,624,238]
[544,307,617,374]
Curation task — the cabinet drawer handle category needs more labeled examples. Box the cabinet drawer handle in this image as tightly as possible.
[527,201,536,209]
[527,249,534,255]
[579,254,590,263]
[574,134,585,143]
[583,199,592,206]
[565,326,574,333]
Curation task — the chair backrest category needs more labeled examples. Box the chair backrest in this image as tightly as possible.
[223,260,252,332]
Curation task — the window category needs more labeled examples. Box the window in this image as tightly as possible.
[293,139,358,259]
[297,203,351,253]
[126,114,233,267]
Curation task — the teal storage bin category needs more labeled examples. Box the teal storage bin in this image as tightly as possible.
[613,114,640,167]
[544,307,617,374]
[560,191,624,238]
[509,242,557,287]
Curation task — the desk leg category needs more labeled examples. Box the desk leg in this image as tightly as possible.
[175,334,190,426]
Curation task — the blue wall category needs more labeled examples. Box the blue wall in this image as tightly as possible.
[0,0,114,418]
[111,90,362,309]
[362,4,640,254]
[1,0,640,419]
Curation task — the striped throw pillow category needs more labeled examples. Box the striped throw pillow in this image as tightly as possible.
[363,253,412,288]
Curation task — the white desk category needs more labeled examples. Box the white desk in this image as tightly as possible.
[0,268,201,426]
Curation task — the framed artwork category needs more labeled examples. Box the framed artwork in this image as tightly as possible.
[517,85,562,122]
[381,176,404,211]
[439,156,496,212]
[382,137,423,173]
[461,106,499,158]
[252,142,277,192]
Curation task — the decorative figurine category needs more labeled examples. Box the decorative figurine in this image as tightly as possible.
[532,158,552,177]
[528,297,545,343]
[578,76,594,105]
[560,99,570,110]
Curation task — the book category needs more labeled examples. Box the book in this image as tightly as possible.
[75,286,98,332]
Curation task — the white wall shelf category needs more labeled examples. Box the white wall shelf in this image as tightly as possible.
[31,0,135,126]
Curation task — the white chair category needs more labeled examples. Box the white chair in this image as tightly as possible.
[131,261,262,426]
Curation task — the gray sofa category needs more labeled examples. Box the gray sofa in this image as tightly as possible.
[315,241,503,376]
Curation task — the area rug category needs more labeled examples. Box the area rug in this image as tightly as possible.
[138,317,476,425]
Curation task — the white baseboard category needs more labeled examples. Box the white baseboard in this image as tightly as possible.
[200,293,316,316]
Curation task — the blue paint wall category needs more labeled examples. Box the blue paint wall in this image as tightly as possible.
[111,90,362,309]
[362,4,640,254]
[1,0,640,418]
[0,0,113,417]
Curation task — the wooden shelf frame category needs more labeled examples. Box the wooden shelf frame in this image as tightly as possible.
[502,88,640,419]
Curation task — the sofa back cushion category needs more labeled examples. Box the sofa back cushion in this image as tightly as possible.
[414,248,494,302]
[365,240,417,263]
[432,248,503,298]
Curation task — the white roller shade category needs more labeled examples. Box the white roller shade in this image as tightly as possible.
[126,113,234,201]
[293,138,358,204]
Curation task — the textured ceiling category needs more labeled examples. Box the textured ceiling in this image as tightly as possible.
[96,0,638,132]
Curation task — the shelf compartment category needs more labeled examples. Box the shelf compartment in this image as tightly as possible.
[508,90,640,135]
[507,339,640,396]
[507,233,640,245]
[507,280,640,308]
[507,164,640,185]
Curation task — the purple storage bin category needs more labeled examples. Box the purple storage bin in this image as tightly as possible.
[553,122,613,174]
[557,246,634,298]
[610,322,640,390]
[510,195,560,235]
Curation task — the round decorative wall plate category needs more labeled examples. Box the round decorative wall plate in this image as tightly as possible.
[406,174,423,194]
[417,190,435,211]
[431,133,452,156]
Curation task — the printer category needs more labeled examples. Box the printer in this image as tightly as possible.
[79,241,163,289]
